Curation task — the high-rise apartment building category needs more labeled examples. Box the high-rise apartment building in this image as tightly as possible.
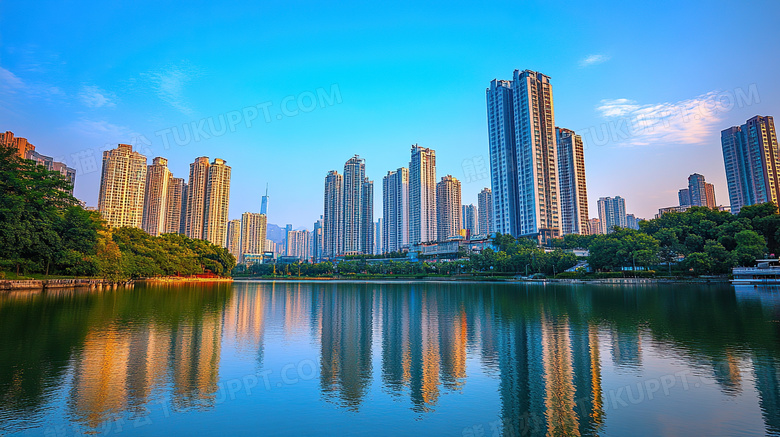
[722,116,780,214]
[382,167,409,253]
[25,149,76,195]
[597,196,627,234]
[626,214,641,230]
[98,144,147,228]
[166,178,185,234]
[478,187,493,238]
[588,218,602,235]
[313,216,324,262]
[513,70,560,242]
[203,158,231,247]
[486,79,519,236]
[179,183,188,234]
[142,157,172,236]
[342,155,366,255]
[361,178,374,255]
[461,204,478,239]
[323,170,343,259]
[374,219,383,255]
[409,145,437,244]
[556,128,589,235]
[226,219,241,261]
[486,70,561,244]
[240,212,267,261]
[285,229,310,261]
[678,188,691,207]
[183,157,231,246]
[679,173,717,208]
[0,131,35,159]
[184,157,211,239]
[436,175,462,241]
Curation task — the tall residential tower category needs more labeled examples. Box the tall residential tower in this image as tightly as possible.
[556,128,590,235]
[409,145,437,244]
[98,144,147,228]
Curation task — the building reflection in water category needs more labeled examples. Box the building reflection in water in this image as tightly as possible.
[65,284,228,429]
[4,283,780,436]
[317,284,373,410]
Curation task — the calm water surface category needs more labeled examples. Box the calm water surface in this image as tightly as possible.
[1,281,779,436]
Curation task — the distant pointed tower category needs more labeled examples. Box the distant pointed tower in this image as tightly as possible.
[260,183,269,215]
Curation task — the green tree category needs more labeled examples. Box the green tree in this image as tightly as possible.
[733,230,767,266]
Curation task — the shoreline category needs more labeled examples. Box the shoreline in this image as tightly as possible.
[0,278,133,291]
[233,276,733,285]
[0,276,233,291]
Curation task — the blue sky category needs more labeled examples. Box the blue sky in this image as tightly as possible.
[1,0,779,228]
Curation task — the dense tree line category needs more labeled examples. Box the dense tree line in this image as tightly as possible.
[556,205,774,274]
[0,147,235,280]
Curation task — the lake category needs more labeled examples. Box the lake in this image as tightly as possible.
[0,280,778,436]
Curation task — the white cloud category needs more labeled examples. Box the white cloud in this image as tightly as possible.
[592,91,726,147]
[0,67,26,91]
[70,119,137,141]
[79,85,116,108]
[143,63,199,115]
[579,54,611,67]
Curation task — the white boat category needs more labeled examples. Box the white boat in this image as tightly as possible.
[732,259,780,285]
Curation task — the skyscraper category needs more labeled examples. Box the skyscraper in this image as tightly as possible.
[203,158,232,247]
[722,116,780,214]
[478,188,493,238]
[286,229,309,260]
[382,167,409,253]
[513,70,560,242]
[374,219,383,255]
[342,155,366,255]
[260,184,269,215]
[556,128,589,235]
[142,157,172,236]
[184,157,210,239]
[226,219,241,261]
[323,170,343,259]
[240,212,267,260]
[98,144,147,228]
[313,216,324,262]
[436,175,462,241]
[597,197,627,234]
[461,204,478,239]
[409,145,437,244]
[486,79,519,236]
[678,188,692,207]
[166,178,185,234]
[626,214,641,230]
[486,70,561,244]
[361,178,374,254]
[179,183,188,234]
[24,146,76,195]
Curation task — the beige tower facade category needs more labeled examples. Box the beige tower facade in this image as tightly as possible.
[203,158,232,247]
[514,70,561,244]
[185,157,211,239]
[166,178,185,234]
[240,212,267,261]
[410,144,437,244]
[226,219,241,261]
[98,144,148,228]
[142,157,172,236]
[436,175,462,241]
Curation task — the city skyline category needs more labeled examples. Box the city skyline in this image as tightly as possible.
[3,1,778,227]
